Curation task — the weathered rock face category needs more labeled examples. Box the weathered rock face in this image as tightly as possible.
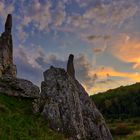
[0,77,40,98]
[0,14,16,77]
[5,14,12,33]
[67,54,75,78]
[37,66,112,140]
[0,14,40,99]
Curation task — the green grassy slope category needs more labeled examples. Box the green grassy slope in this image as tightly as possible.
[91,83,140,119]
[0,93,66,140]
[91,83,140,140]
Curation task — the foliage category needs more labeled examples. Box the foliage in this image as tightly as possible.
[108,119,140,140]
[91,83,140,119]
[91,83,140,140]
[0,93,66,140]
[111,123,132,135]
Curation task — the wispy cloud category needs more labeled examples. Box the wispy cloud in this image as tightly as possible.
[0,0,140,94]
[112,35,140,69]
[0,1,15,23]
[53,1,66,27]
[13,44,140,94]
[83,0,138,25]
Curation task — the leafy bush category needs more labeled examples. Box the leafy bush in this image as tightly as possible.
[112,123,132,135]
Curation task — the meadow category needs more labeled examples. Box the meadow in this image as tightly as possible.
[107,118,140,140]
[0,93,65,140]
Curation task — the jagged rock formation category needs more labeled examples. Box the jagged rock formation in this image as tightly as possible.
[0,77,40,98]
[0,14,112,139]
[5,14,12,33]
[35,65,112,139]
[67,54,75,78]
[0,14,16,77]
[0,14,40,99]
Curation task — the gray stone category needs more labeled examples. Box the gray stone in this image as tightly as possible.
[5,14,12,34]
[0,14,16,77]
[37,66,113,140]
[0,76,40,98]
[67,54,75,78]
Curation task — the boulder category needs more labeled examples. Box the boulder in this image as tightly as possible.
[0,76,40,98]
[37,66,112,140]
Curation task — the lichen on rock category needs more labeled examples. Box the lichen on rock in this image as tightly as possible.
[0,14,16,77]
[35,65,112,140]
[0,14,40,99]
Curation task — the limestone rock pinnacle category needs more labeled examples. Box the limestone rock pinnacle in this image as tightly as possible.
[5,14,12,34]
[0,14,16,77]
[67,54,75,78]
[35,67,113,140]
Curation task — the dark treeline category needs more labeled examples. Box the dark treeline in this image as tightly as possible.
[91,83,140,119]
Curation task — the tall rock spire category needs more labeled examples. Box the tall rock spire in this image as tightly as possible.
[5,14,12,34]
[39,66,113,140]
[67,54,75,78]
[0,14,16,77]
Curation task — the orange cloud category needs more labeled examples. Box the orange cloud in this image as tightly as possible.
[82,84,111,95]
[75,48,140,94]
[89,67,140,82]
[82,78,133,95]
[82,66,140,94]
[112,38,140,69]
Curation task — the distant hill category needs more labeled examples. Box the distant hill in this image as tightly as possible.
[0,93,65,140]
[91,83,140,119]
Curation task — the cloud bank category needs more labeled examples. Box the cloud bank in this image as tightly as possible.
[0,0,140,94]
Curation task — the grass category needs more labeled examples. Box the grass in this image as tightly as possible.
[107,118,140,140]
[1,92,140,140]
[0,93,66,140]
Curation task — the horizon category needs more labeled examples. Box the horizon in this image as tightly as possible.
[0,0,140,95]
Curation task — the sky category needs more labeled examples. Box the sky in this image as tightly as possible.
[0,0,140,95]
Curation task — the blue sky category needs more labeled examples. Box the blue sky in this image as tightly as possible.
[0,0,140,94]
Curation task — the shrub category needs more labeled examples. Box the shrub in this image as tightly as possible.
[114,123,132,135]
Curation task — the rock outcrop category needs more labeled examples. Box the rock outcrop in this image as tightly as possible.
[5,14,12,33]
[0,14,16,77]
[0,14,112,139]
[0,14,40,99]
[35,66,112,140]
[0,76,40,98]
[67,54,75,78]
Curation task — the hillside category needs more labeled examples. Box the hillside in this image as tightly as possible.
[91,83,140,119]
[0,93,66,140]
[91,83,140,140]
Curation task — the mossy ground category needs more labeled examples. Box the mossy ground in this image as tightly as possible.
[0,93,66,140]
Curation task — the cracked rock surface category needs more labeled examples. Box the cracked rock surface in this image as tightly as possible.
[35,66,113,140]
[0,76,40,98]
